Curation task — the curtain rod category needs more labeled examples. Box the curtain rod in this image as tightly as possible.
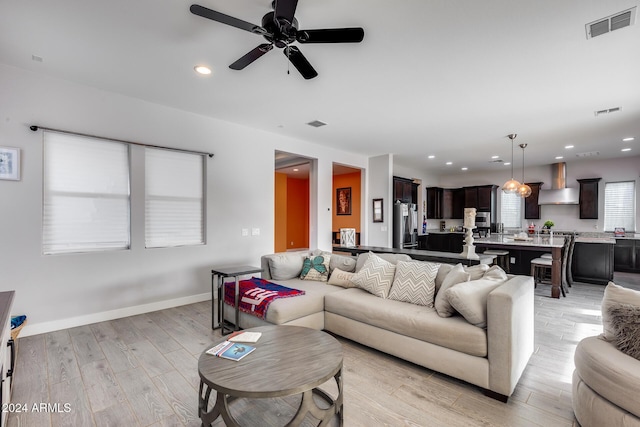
[29,125,214,158]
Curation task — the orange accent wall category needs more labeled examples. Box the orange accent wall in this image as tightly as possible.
[275,173,310,251]
[274,172,288,252]
[333,171,361,232]
[286,177,309,250]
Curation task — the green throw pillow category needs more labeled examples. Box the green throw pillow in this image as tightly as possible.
[300,255,331,282]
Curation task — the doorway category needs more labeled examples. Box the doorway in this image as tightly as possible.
[332,163,362,246]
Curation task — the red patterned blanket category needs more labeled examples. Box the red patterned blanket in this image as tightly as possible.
[223,277,305,319]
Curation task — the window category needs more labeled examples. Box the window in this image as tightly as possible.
[604,181,636,232]
[43,131,130,254]
[501,191,522,229]
[145,148,205,248]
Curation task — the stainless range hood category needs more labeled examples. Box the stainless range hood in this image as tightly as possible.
[538,162,579,205]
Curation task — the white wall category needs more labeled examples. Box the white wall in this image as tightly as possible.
[367,154,393,246]
[0,64,368,335]
[437,157,640,232]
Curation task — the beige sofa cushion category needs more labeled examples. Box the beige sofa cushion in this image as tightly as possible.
[574,335,640,419]
[327,268,357,288]
[435,263,470,317]
[445,277,506,328]
[325,287,488,357]
[355,252,412,272]
[435,263,454,293]
[265,252,308,280]
[463,263,490,280]
[602,282,640,341]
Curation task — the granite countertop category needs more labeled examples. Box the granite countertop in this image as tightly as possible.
[575,237,616,244]
[425,230,465,234]
[475,234,566,248]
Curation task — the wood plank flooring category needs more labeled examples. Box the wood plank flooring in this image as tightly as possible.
[8,272,640,427]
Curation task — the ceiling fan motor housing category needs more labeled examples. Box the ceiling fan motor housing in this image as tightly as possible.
[262,11,298,48]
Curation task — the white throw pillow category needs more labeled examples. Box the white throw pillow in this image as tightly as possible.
[434,263,470,317]
[463,263,490,280]
[482,265,508,282]
[435,263,454,293]
[602,282,640,341]
[388,261,440,307]
[328,268,357,288]
[351,252,396,298]
[445,276,507,328]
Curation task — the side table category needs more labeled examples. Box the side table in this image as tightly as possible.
[210,265,263,335]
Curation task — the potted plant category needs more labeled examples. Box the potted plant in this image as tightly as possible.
[542,220,554,233]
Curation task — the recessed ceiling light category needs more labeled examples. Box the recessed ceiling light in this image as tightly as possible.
[504,162,511,166]
[623,137,635,142]
[621,148,632,152]
[461,167,468,171]
[194,65,212,75]
[491,155,499,159]
[565,145,574,149]
[445,162,452,165]
[555,156,564,159]
[428,155,435,159]
[293,168,299,172]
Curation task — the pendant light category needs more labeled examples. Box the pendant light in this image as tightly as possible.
[517,143,532,198]
[502,134,521,194]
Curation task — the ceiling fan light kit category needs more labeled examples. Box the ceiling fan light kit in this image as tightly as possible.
[502,133,521,194]
[190,1,364,79]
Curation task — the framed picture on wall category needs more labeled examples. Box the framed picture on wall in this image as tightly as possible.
[373,198,383,222]
[336,187,351,215]
[0,146,20,181]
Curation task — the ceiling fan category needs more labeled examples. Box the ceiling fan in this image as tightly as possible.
[190,0,364,79]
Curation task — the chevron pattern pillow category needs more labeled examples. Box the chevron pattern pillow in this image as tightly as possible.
[388,261,440,307]
[351,252,396,298]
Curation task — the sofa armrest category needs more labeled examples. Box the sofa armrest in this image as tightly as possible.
[260,255,272,280]
[486,275,535,397]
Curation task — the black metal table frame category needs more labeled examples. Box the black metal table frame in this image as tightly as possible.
[210,265,263,335]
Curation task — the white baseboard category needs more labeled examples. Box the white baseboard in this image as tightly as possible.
[19,292,212,338]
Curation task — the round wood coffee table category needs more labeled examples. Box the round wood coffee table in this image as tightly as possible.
[198,325,343,426]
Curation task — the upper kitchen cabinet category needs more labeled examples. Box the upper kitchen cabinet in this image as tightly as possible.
[426,187,443,219]
[578,178,601,219]
[451,188,465,219]
[524,182,543,219]
[393,176,415,204]
[463,185,497,212]
[464,187,478,209]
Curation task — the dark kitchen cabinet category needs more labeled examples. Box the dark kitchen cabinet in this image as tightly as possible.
[426,233,464,253]
[614,239,640,273]
[578,178,601,219]
[464,187,478,209]
[477,185,497,212]
[393,176,414,203]
[572,241,614,285]
[426,187,443,219]
[442,189,454,219]
[524,182,543,220]
[451,188,465,219]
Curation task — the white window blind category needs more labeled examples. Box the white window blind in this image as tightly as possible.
[43,132,131,254]
[501,191,522,229]
[604,181,636,232]
[145,148,204,248]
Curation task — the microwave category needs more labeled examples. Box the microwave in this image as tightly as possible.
[476,212,490,227]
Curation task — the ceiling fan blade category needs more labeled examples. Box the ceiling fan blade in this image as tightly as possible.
[190,4,268,35]
[284,46,318,79]
[229,44,273,70]
[297,28,365,43]
[274,0,298,24]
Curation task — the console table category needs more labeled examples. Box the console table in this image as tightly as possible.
[210,265,263,335]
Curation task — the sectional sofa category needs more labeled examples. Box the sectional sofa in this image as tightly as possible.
[222,249,535,401]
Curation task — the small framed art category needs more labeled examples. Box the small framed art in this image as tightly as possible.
[373,198,384,222]
[336,187,351,215]
[0,147,20,181]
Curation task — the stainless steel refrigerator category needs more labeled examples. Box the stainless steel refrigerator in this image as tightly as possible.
[393,202,418,249]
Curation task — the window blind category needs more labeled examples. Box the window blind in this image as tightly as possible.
[43,132,131,254]
[604,181,636,232]
[501,191,522,229]
[145,148,204,248]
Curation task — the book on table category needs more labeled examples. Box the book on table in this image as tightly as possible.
[206,340,256,361]
[228,331,262,343]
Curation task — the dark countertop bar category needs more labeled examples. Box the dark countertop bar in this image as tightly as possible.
[332,245,494,266]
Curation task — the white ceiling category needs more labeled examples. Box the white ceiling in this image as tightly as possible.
[2,0,639,174]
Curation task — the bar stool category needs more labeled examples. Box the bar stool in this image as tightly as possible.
[483,249,510,273]
[530,234,573,297]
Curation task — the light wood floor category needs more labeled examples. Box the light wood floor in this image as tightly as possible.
[8,272,640,427]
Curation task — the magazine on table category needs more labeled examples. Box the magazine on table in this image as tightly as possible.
[206,340,256,361]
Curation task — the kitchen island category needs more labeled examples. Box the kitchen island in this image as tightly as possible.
[572,236,616,285]
[475,234,566,298]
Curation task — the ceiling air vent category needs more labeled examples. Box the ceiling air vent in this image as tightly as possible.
[307,120,327,128]
[594,107,622,117]
[575,151,600,158]
[586,7,636,39]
